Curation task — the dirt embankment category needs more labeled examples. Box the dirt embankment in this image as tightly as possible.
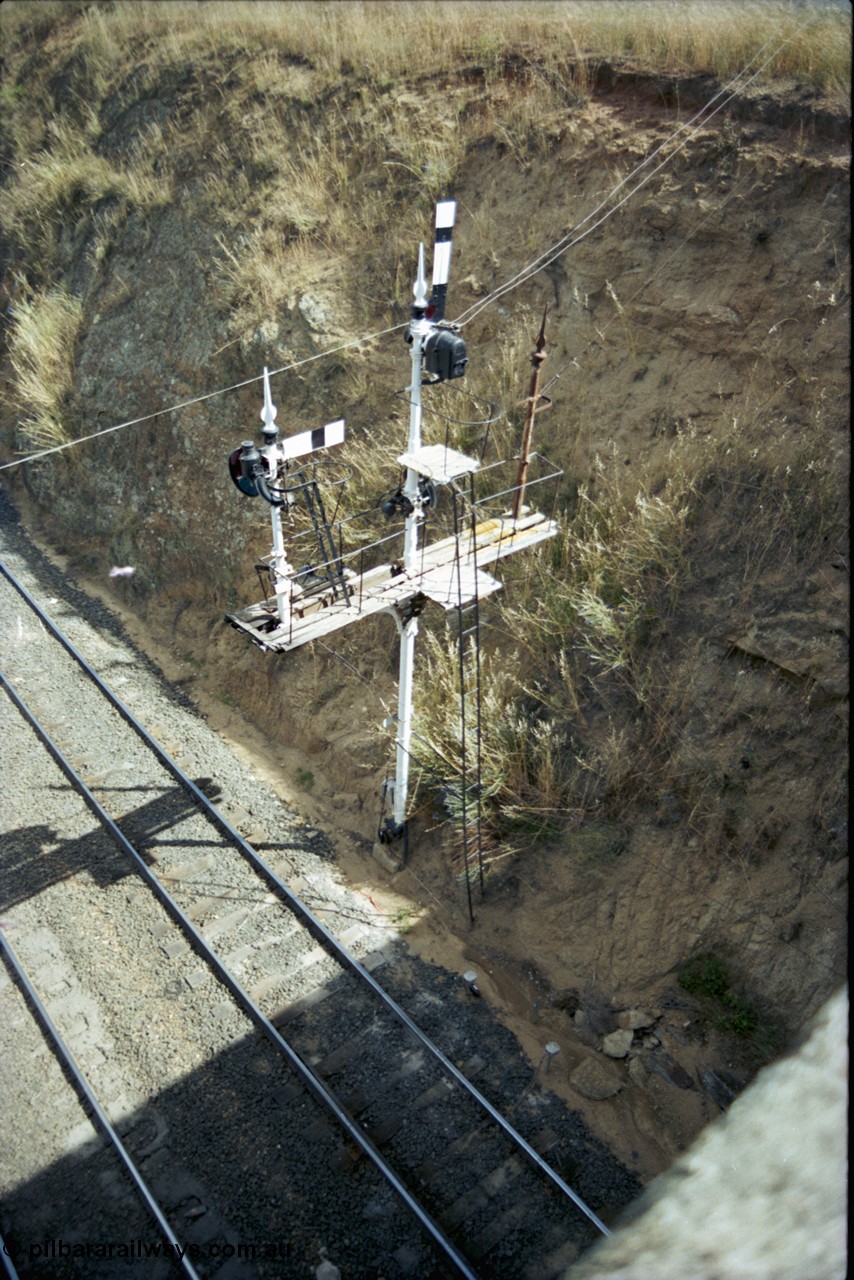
[3,59,848,1183]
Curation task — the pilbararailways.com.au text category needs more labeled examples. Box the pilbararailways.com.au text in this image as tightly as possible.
[4,1237,293,1264]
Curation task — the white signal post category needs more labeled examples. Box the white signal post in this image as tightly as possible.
[260,368,294,633]
[226,198,561,872]
[388,201,457,839]
[230,367,348,643]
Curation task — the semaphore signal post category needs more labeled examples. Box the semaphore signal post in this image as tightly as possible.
[226,200,560,907]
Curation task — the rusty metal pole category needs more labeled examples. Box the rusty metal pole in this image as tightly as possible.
[512,306,549,520]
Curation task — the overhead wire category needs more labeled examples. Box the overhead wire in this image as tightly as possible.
[393,385,504,429]
[531,157,759,404]
[0,320,407,473]
[451,20,813,330]
[454,75,751,329]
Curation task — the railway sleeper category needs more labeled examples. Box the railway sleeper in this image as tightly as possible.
[268,944,394,1030]
[521,1231,581,1280]
[468,1200,530,1259]
[439,1154,525,1228]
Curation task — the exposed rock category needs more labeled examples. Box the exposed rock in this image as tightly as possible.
[725,606,849,704]
[316,1260,341,1280]
[459,273,486,296]
[627,1057,649,1089]
[572,1008,604,1049]
[602,1028,635,1058]
[298,291,330,332]
[569,1056,623,1101]
[371,841,404,874]
[294,283,353,338]
[617,1008,658,1031]
[697,1062,746,1111]
[569,988,848,1280]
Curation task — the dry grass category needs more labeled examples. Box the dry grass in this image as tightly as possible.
[414,631,570,862]
[22,1,843,96]
[8,287,84,451]
[409,374,847,861]
[0,112,170,284]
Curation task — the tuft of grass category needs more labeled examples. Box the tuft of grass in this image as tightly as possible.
[679,952,730,999]
[8,286,84,452]
[716,992,758,1039]
[414,630,571,867]
[509,448,693,689]
[679,952,763,1043]
[0,113,170,284]
[392,907,413,934]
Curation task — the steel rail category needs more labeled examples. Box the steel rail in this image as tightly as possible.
[0,934,203,1280]
[0,667,476,1280]
[0,1231,22,1280]
[1,558,612,1238]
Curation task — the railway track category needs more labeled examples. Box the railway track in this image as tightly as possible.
[0,542,637,1278]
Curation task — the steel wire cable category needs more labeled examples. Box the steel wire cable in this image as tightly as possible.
[528,158,759,403]
[454,62,758,329]
[451,19,815,330]
[0,321,407,473]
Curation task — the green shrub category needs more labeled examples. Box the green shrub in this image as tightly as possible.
[678,953,730,999]
[717,992,759,1038]
[679,953,761,1042]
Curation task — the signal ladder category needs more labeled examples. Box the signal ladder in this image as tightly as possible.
[294,473,351,603]
[450,474,486,921]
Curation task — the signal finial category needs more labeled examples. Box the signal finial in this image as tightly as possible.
[260,366,278,436]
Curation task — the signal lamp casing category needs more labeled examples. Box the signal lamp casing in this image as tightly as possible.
[423,329,467,381]
[228,442,262,497]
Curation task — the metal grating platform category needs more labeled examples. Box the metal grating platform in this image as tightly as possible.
[226,509,557,652]
[397,444,480,483]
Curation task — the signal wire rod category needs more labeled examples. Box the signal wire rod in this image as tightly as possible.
[0,321,407,474]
